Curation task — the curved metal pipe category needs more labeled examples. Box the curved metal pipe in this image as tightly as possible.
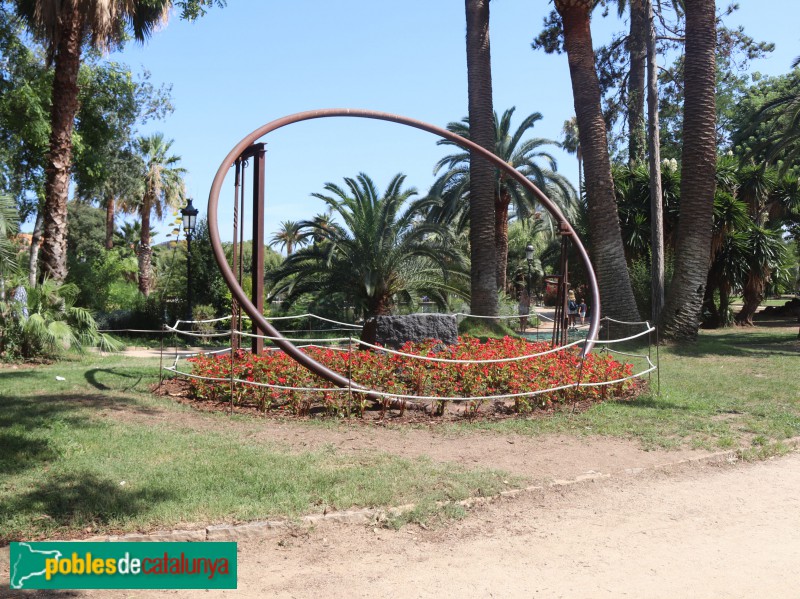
[207,109,601,393]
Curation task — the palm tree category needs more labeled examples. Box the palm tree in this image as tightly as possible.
[301,211,335,246]
[114,221,143,257]
[18,278,120,357]
[269,220,306,256]
[11,0,171,282]
[734,225,787,326]
[268,173,467,323]
[464,0,499,317]
[429,107,578,292]
[659,0,717,340]
[99,149,144,250]
[561,117,582,198]
[0,195,21,290]
[554,0,641,323]
[136,133,185,296]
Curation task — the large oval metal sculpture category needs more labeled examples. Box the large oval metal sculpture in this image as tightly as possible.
[207,109,600,397]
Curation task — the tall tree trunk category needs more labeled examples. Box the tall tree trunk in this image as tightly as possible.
[138,196,152,296]
[495,192,510,292]
[39,3,82,283]
[577,147,583,199]
[465,0,499,317]
[645,0,664,322]
[701,270,719,328]
[628,0,647,165]
[660,0,717,340]
[735,273,765,326]
[105,194,115,250]
[555,0,640,323]
[28,209,44,287]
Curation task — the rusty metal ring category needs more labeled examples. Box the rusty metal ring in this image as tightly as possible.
[207,109,600,393]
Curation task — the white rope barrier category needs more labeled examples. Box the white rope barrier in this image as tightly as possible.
[164,366,350,393]
[235,330,353,343]
[593,326,655,345]
[164,326,232,338]
[601,316,652,326]
[452,312,524,321]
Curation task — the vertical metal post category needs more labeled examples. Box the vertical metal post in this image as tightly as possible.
[656,324,661,396]
[560,226,570,347]
[231,159,241,352]
[158,323,165,388]
[185,230,193,323]
[251,143,266,355]
[238,159,246,333]
[230,334,235,415]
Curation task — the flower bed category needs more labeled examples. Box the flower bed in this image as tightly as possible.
[186,336,634,417]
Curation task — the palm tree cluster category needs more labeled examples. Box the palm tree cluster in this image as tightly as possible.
[269,173,468,319]
[266,108,576,320]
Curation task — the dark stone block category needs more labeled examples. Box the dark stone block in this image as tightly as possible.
[361,314,458,348]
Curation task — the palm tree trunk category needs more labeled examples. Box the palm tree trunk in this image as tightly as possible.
[28,209,44,287]
[555,0,640,323]
[105,194,115,250]
[735,273,764,326]
[646,0,665,322]
[39,2,82,283]
[465,0,499,317]
[660,0,717,340]
[701,270,719,328]
[138,196,152,296]
[628,0,647,165]
[495,194,510,292]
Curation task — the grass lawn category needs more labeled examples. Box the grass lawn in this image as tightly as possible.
[0,356,514,543]
[460,323,800,452]
[1,322,797,542]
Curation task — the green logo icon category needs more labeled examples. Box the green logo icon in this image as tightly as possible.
[9,542,237,590]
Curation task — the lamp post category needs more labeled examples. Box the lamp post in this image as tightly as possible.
[525,244,534,299]
[181,199,198,323]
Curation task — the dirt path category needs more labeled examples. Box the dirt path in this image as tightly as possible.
[7,451,800,598]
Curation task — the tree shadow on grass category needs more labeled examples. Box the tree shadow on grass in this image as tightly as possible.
[0,393,163,481]
[613,396,691,411]
[0,471,176,545]
[84,367,155,393]
[0,432,57,475]
[668,330,800,359]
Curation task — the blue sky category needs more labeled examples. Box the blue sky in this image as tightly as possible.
[107,0,799,246]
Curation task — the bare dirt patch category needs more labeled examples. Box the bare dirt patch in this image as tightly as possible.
[93,381,701,481]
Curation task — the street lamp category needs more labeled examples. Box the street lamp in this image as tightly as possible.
[525,244,534,299]
[180,198,198,322]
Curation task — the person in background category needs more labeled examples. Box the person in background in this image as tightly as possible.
[579,298,587,326]
[567,290,578,329]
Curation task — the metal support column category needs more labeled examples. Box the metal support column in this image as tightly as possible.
[249,143,266,354]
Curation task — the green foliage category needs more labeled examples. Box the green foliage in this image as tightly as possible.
[457,316,519,341]
[733,69,800,173]
[0,193,20,280]
[628,252,675,319]
[2,278,121,359]
[0,12,50,219]
[612,160,681,262]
